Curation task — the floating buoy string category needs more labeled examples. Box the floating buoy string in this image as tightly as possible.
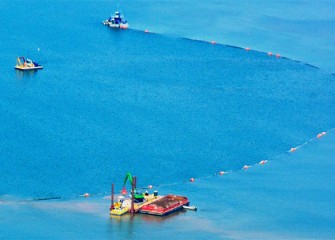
[15,127,334,203]
[134,28,327,72]
[73,127,335,201]
[142,128,335,190]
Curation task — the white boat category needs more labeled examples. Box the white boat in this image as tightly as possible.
[103,11,128,29]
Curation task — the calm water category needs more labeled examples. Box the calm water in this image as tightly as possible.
[0,0,334,239]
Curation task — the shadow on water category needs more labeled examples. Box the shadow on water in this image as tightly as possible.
[109,209,187,224]
[138,209,187,223]
[15,69,41,80]
[107,214,135,238]
[107,210,187,237]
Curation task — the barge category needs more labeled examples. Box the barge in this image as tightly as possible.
[110,173,194,218]
[140,194,189,216]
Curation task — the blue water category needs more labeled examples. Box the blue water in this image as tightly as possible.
[124,0,335,73]
[1,1,335,239]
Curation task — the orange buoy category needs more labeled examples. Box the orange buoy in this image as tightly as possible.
[211,41,216,45]
[144,29,149,33]
[243,165,250,170]
[189,178,195,182]
[317,132,326,138]
[290,147,296,152]
[245,47,250,51]
[148,185,153,189]
[83,193,90,197]
[219,171,226,175]
[259,160,268,165]
[268,52,273,56]
[276,54,281,58]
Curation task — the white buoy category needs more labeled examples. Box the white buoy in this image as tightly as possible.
[80,193,91,197]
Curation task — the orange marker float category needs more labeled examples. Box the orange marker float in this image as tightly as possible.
[259,160,268,165]
[317,132,326,138]
[290,147,296,152]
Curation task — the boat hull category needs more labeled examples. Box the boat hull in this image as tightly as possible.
[110,207,129,216]
[107,23,128,29]
[15,66,43,71]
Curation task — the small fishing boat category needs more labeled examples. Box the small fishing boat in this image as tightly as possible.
[15,57,43,71]
[110,196,129,216]
[103,10,128,29]
[140,194,190,216]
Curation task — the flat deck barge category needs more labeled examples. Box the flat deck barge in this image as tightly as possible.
[140,194,189,216]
